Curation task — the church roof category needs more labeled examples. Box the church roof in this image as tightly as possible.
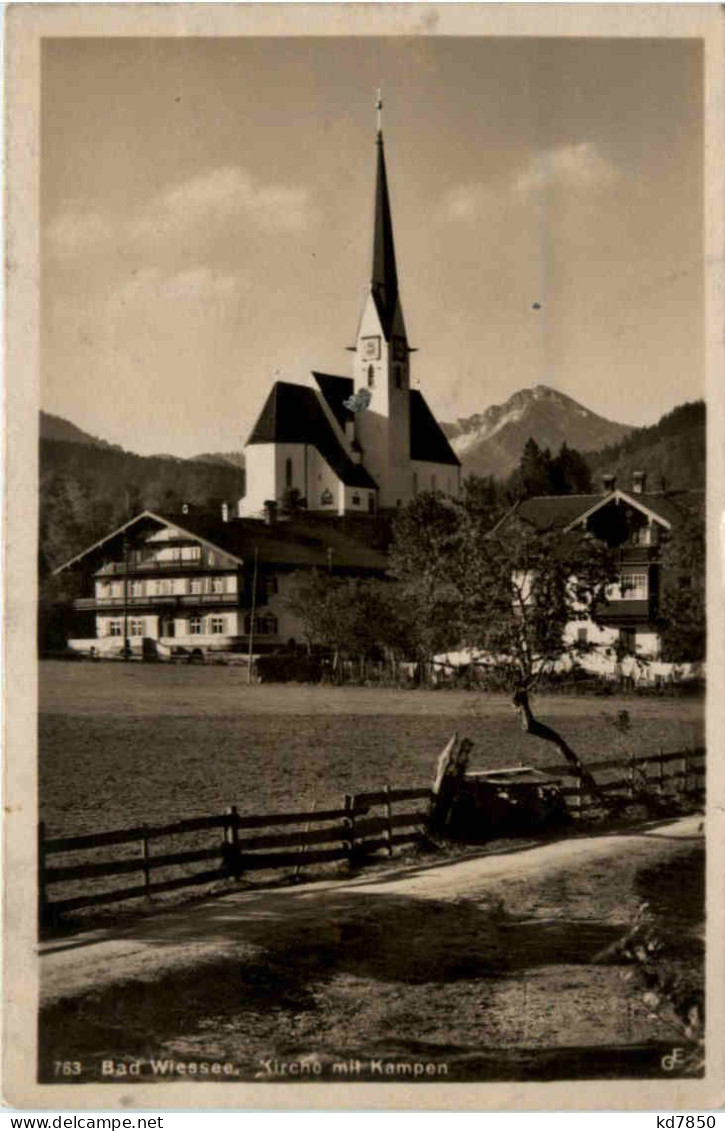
[312,372,354,429]
[370,132,400,340]
[409,390,461,467]
[246,380,377,489]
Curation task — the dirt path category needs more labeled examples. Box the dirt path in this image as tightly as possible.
[41,815,702,1006]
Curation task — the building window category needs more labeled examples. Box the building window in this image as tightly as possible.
[352,493,361,507]
[266,574,279,596]
[189,616,203,635]
[129,619,145,637]
[110,581,123,598]
[189,578,202,594]
[285,457,293,489]
[210,576,224,594]
[210,617,225,635]
[367,365,375,388]
[130,580,143,597]
[108,621,123,637]
[620,572,648,600]
[320,488,334,506]
[577,627,588,644]
[159,579,172,595]
[181,545,201,561]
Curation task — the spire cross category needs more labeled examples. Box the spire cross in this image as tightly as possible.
[376,89,383,135]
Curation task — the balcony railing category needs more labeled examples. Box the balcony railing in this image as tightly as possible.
[74,593,244,611]
[96,560,214,575]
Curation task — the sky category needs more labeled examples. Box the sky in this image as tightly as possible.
[41,35,704,457]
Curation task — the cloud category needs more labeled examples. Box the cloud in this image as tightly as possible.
[46,165,318,262]
[132,165,318,242]
[436,183,492,223]
[514,143,617,196]
[110,265,249,310]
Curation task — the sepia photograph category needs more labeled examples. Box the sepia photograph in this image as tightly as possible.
[4,2,724,1113]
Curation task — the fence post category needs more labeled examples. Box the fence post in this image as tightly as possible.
[38,821,50,932]
[384,785,394,856]
[224,805,241,880]
[141,825,151,899]
[343,794,356,867]
[658,747,665,796]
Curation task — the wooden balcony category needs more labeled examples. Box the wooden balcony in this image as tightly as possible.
[74,593,244,611]
[96,560,212,575]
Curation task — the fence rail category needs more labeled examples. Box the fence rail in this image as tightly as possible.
[39,785,433,928]
[38,749,704,929]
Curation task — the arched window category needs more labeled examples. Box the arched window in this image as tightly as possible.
[367,365,375,388]
[285,457,293,489]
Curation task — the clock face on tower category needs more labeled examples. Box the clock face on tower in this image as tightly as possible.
[360,336,381,361]
[393,338,407,362]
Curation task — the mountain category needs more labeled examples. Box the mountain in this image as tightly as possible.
[443,385,634,479]
[40,411,123,450]
[39,415,246,572]
[586,400,705,492]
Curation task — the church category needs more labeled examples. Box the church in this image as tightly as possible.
[51,102,460,657]
[239,100,460,518]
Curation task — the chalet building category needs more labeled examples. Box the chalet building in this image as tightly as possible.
[239,102,460,518]
[56,509,388,656]
[494,472,698,666]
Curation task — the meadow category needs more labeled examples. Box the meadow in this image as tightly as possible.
[39,661,705,839]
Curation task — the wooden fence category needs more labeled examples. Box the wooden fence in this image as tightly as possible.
[547,746,705,818]
[38,747,705,929]
[38,786,433,928]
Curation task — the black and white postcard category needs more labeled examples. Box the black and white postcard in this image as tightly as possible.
[4,2,724,1112]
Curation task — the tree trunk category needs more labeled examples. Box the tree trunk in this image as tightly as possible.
[512,687,610,809]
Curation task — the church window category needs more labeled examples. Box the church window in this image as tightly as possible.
[285,457,293,489]
[320,488,334,506]
[367,365,375,388]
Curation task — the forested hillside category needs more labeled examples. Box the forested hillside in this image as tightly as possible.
[40,438,245,573]
[586,401,705,491]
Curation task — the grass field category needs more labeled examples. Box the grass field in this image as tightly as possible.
[39,661,705,838]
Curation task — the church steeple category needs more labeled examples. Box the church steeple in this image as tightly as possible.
[370,92,400,340]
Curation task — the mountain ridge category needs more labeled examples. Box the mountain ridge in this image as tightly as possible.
[442,385,635,479]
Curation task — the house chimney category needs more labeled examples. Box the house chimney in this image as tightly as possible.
[631,471,646,495]
[602,474,616,494]
[263,500,278,525]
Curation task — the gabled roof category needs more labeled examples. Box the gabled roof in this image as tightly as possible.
[52,510,246,576]
[409,390,461,467]
[312,372,354,429]
[246,381,377,490]
[493,489,691,536]
[54,509,389,575]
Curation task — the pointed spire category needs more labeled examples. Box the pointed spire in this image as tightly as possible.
[370,91,399,338]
